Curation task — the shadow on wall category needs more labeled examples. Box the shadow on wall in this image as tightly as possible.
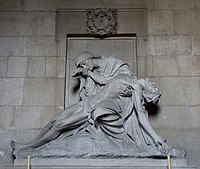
[147,104,160,117]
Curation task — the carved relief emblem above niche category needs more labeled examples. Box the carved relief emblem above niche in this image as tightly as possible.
[86,8,117,35]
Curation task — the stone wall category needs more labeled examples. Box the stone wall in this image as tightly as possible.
[0,0,59,167]
[0,0,199,168]
[146,1,200,168]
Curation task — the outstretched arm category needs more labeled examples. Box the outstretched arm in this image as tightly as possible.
[132,83,164,146]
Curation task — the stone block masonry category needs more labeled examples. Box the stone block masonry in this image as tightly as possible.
[0,0,200,168]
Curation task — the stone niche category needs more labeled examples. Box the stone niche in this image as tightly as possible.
[55,8,147,107]
[65,35,137,107]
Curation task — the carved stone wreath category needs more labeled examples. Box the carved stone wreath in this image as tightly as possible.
[86,8,117,35]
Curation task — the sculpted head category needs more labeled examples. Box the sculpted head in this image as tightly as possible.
[75,51,100,70]
[143,78,161,104]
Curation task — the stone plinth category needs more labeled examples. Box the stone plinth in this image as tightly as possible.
[4,158,196,169]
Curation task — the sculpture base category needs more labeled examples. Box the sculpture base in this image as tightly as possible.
[5,158,196,169]
[13,129,185,159]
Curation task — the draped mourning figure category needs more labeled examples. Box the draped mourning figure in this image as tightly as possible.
[11,51,185,159]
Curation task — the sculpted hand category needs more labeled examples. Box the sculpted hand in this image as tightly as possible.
[119,84,133,97]
[155,139,170,154]
[81,68,88,76]
[72,68,88,78]
[72,68,82,78]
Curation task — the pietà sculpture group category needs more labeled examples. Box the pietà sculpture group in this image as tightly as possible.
[11,51,185,159]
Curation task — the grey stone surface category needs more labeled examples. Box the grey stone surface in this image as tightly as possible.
[0,12,38,36]
[153,56,178,76]
[150,105,200,129]
[5,166,197,169]
[0,151,11,169]
[13,107,41,129]
[56,9,147,36]
[57,12,86,35]
[0,0,24,11]
[23,37,57,57]
[0,78,24,106]
[19,130,41,145]
[132,11,148,36]
[39,106,57,128]
[24,0,146,11]
[7,158,196,169]
[0,105,56,131]
[23,12,38,36]
[25,0,99,11]
[23,78,56,106]
[137,37,147,57]
[146,36,156,56]
[38,12,56,36]
[146,54,154,77]
[178,55,200,76]
[0,12,24,36]
[137,56,146,78]
[159,77,200,106]
[192,35,200,55]
[0,129,23,148]
[11,106,57,130]
[0,37,23,56]
[87,39,116,56]
[0,106,15,129]
[174,10,193,35]
[14,158,188,167]
[155,0,194,10]
[7,57,28,77]
[68,40,88,59]
[146,0,155,11]
[99,0,146,9]
[155,36,192,56]
[27,57,45,77]
[115,40,135,59]
[191,11,200,34]
[117,11,147,36]
[174,11,200,35]
[56,57,65,78]
[57,37,66,57]
[55,78,65,107]
[148,11,174,35]
[194,0,200,8]
[0,57,8,77]
[65,59,79,106]
[45,57,57,77]
[0,12,55,37]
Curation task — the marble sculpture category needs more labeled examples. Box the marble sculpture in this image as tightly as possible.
[11,51,185,159]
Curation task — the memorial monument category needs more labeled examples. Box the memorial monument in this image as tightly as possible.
[10,51,185,160]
